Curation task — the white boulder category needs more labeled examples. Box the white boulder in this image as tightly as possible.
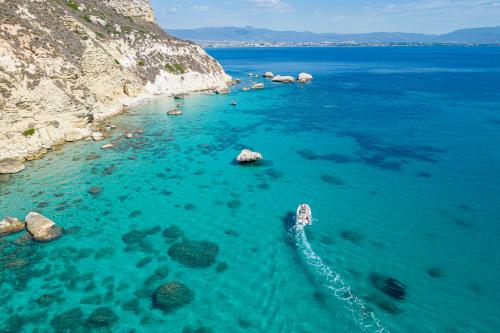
[272,75,296,83]
[25,212,62,242]
[252,83,265,89]
[263,72,274,78]
[236,149,263,163]
[298,72,313,82]
[101,143,115,149]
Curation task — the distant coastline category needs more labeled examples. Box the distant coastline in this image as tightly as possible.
[198,41,500,48]
[168,25,500,48]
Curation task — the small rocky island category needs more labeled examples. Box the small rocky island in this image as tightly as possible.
[236,149,263,163]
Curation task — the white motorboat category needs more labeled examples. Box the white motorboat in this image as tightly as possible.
[296,204,312,227]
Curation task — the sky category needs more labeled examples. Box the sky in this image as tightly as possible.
[150,0,500,34]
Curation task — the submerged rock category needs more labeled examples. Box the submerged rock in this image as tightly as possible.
[87,186,102,196]
[298,72,313,82]
[100,143,114,149]
[50,308,84,331]
[163,226,184,242]
[85,307,118,328]
[0,158,25,174]
[369,273,407,301]
[0,217,25,237]
[168,240,219,268]
[25,212,62,242]
[272,75,296,83]
[153,281,194,312]
[236,149,263,163]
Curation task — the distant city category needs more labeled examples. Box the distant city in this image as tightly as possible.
[168,26,500,48]
[189,41,492,48]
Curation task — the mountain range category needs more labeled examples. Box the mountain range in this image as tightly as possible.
[168,26,500,44]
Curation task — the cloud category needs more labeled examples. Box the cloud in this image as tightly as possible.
[191,5,209,12]
[166,5,180,14]
[250,0,293,12]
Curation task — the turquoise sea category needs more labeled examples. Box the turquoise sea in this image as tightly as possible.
[1,47,500,332]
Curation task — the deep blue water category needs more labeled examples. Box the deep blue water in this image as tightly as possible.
[1,47,500,332]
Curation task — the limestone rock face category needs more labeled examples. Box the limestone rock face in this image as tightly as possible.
[103,0,156,22]
[298,72,313,82]
[25,212,62,242]
[0,159,25,174]
[0,0,231,161]
[272,75,296,83]
[0,217,25,237]
[236,149,263,163]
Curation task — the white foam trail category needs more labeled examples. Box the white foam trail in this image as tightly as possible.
[293,225,389,333]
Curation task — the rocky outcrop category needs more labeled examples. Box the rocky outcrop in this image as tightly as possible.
[0,158,25,174]
[25,212,62,242]
[0,0,231,162]
[236,149,263,163]
[252,83,264,89]
[0,217,25,236]
[167,109,182,116]
[298,72,313,82]
[153,281,194,313]
[263,72,274,78]
[272,75,296,83]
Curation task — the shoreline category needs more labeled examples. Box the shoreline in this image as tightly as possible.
[0,78,232,174]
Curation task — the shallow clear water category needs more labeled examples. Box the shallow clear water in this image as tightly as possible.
[1,47,500,332]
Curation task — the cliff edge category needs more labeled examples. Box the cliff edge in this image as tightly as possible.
[0,0,231,162]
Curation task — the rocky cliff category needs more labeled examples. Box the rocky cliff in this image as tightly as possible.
[0,0,231,164]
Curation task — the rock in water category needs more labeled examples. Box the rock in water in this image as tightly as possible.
[272,75,296,83]
[0,217,25,237]
[167,109,183,116]
[369,273,407,301]
[25,212,62,242]
[298,72,313,82]
[168,240,219,268]
[100,144,115,150]
[0,159,25,174]
[236,149,263,163]
[215,87,230,94]
[252,83,265,89]
[85,307,118,328]
[153,281,194,312]
[263,72,274,78]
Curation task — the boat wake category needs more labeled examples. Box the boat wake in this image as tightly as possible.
[293,225,389,333]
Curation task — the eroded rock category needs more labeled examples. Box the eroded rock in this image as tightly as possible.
[0,217,25,237]
[272,75,296,83]
[0,159,25,174]
[236,149,263,163]
[25,212,62,242]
